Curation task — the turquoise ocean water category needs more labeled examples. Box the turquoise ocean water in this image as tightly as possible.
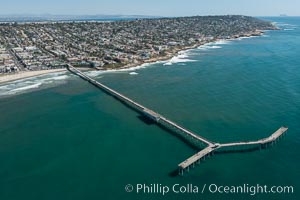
[0,17,299,199]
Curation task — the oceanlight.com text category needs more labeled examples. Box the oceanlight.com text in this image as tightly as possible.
[125,183,294,196]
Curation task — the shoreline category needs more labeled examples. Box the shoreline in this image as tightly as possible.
[0,30,267,85]
[0,69,66,84]
[106,30,268,71]
[0,67,96,84]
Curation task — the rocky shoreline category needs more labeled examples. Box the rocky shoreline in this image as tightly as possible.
[105,30,270,71]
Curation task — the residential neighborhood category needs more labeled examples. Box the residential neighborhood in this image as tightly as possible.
[0,15,276,74]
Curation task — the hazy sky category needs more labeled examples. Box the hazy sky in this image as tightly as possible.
[1,0,299,16]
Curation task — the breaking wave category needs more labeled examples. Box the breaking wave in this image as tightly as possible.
[129,72,138,75]
[85,61,164,77]
[198,44,222,50]
[9,83,42,93]
[163,52,196,66]
[213,40,231,45]
[0,72,69,97]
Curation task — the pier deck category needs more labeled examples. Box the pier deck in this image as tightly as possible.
[219,127,288,148]
[67,64,213,145]
[178,146,216,169]
[178,127,288,172]
[68,64,288,175]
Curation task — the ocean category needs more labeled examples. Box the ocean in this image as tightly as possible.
[0,17,299,200]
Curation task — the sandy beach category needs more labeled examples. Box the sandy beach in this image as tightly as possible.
[0,69,67,84]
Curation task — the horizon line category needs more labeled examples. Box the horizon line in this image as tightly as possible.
[0,13,300,17]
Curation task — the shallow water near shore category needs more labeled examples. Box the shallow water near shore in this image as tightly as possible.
[0,17,299,200]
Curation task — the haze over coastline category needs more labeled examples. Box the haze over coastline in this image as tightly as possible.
[1,0,299,16]
[0,14,160,23]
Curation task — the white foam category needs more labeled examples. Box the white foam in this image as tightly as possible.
[40,74,69,81]
[85,61,165,77]
[84,70,106,77]
[210,46,222,49]
[284,28,294,31]
[129,72,138,75]
[0,85,11,90]
[198,44,222,50]
[85,66,144,77]
[177,54,189,59]
[163,54,196,66]
[50,75,69,80]
[178,49,193,55]
[229,35,260,41]
[10,83,42,93]
[281,23,294,26]
[0,72,70,97]
[239,36,252,39]
[276,23,298,29]
[213,40,231,45]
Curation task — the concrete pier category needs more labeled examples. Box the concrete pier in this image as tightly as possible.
[67,64,213,147]
[178,127,288,175]
[67,64,288,176]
